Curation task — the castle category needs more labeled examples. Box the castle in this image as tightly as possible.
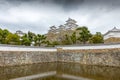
[46,18,79,42]
[104,27,120,43]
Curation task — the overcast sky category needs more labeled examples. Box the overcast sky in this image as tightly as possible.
[0,0,120,34]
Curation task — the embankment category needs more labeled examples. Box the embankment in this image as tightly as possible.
[0,44,120,67]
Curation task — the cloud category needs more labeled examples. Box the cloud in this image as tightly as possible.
[0,0,120,34]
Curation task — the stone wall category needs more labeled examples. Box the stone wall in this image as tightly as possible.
[0,51,57,66]
[104,37,120,43]
[0,45,120,67]
[57,48,120,67]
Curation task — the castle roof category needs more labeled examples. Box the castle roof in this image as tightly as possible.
[110,27,120,32]
[66,18,77,23]
[104,27,120,36]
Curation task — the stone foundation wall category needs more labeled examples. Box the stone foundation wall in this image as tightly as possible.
[57,48,120,67]
[0,46,120,67]
[0,51,57,66]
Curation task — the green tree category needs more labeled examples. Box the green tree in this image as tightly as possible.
[62,34,72,45]
[21,34,31,46]
[89,32,104,44]
[34,34,46,46]
[77,26,92,44]
[0,29,10,44]
[0,28,3,43]
[21,31,36,46]
[28,31,36,42]
[70,32,77,44]
[51,41,60,47]
[6,33,20,45]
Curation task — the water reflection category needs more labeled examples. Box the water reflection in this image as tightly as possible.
[57,63,120,80]
[0,62,120,80]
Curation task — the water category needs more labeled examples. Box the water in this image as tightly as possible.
[0,63,120,80]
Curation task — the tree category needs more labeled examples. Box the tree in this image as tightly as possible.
[5,33,20,45]
[70,32,77,44]
[21,34,31,46]
[28,31,35,42]
[0,28,3,43]
[0,29,10,44]
[61,34,72,45]
[77,26,92,44]
[20,31,36,46]
[89,32,104,44]
[34,34,46,46]
[51,41,60,47]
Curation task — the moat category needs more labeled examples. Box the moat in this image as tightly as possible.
[0,63,120,80]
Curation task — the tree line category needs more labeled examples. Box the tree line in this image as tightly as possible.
[0,28,47,46]
[49,26,103,46]
[0,18,104,46]
[0,26,104,47]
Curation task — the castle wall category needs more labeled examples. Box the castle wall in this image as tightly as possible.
[0,44,120,67]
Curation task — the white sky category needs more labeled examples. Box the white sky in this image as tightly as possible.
[0,0,120,34]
